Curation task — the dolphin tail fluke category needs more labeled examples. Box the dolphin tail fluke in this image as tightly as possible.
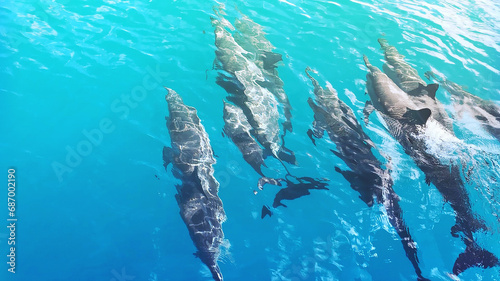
[452,243,499,275]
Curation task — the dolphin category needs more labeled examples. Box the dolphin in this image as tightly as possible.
[212,16,297,164]
[363,56,499,276]
[378,38,453,133]
[223,100,267,176]
[425,71,500,142]
[162,88,226,281]
[305,68,429,281]
[233,10,293,133]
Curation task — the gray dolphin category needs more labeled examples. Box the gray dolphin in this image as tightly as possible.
[425,71,500,142]
[212,15,281,157]
[212,12,296,164]
[378,38,453,133]
[223,100,267,176]
[162,88,226,281]
[305,68,429,281]
[363,56,499,276]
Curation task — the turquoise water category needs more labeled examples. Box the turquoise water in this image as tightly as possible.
[1,0,500,280]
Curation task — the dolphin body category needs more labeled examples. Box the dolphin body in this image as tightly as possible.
[363,56,499,276]
[223,101,267,176]
[212,14,296,164]
[233,11,293,133]
[378,39,454,133]
[162,88,226,281]
[305,68,428,281]
[425,71,500,142]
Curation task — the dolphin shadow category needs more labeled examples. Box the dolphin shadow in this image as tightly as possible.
[261,175,329,209]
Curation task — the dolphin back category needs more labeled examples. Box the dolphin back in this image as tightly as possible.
[164,88,226,281]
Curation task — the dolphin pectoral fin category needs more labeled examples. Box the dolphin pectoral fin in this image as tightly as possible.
[453,243,499,275]
[363,101,374,125]
[403,108,432,125]
[163,146,174,170]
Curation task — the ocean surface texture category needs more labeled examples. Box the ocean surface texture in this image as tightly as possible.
[1,0,500,280]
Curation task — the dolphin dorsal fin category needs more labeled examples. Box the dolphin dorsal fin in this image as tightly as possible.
[408,83,439,99]
[425,83,439,99]
[403,108,431,125]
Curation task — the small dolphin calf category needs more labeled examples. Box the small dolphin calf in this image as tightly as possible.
[163,88,226,281]
[378,38,453,133]
[363,56,499,276]
[305,68,428,281]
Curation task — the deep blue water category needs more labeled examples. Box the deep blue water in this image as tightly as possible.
[1,0,500,280]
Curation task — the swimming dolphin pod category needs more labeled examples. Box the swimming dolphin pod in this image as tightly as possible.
[162,88,226,281]
[378,38,454,133]
[425,71,500,142]
[212,12,281,157]
[213,6,329,216]
[233,10,293,133]
[305,68,429,281]
[158,7,498,279]
[363,55,499,276]
[212,6,296,164]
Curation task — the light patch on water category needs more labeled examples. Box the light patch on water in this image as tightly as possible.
[421,118,465,161]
